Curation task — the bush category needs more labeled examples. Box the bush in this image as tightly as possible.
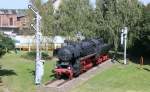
[22,51,49,60]
[0,34,15,58]
[42,52,49,59]
[0,44,6,58]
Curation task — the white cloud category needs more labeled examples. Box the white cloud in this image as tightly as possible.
[139,0,150,5]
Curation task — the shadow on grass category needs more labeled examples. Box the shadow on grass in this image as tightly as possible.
[27,69,55,80]
[27,69,35,76]
[109,50,150,65]
[0,69,17,76]
[143,68,150,72]
[49,74,55,77]
[27,69,55,78]
[129,56,150,65]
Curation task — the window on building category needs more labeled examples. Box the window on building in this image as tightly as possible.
[17,18,20,21]
[10,18,13,26]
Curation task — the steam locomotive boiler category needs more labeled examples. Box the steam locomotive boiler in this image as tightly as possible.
[53,38,111,79]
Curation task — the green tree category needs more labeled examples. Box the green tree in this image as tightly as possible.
[131,3,150,56]
[41,0,54,36]
[141,3,150,55]
[0,34,15,57]
[57,0,94,38]
[27,0,143,53]
[95,0,142,51]
[27,0,54,36]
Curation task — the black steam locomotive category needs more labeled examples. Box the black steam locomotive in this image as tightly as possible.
[54,38,111,79]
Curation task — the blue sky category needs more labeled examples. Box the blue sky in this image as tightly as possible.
[0,0,47,9]
[139,0,150,5]
[0,0,149,9]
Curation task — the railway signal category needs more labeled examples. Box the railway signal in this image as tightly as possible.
[28,4,44,85]
[121,27,128,65]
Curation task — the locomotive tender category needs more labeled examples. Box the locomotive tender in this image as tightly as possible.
[54,38,111,79]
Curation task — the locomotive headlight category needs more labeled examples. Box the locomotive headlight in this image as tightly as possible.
[68,67,71,70]
[55,66,58,69]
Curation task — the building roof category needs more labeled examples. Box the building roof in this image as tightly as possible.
[16,9,27,17]
[0,9,16,14]
[0,9,27,17]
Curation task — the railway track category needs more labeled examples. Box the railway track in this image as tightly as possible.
[45,79,69,87]
[39,59,113,92]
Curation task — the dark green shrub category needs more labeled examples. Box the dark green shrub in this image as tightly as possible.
[42,52,49,59]
[22,51,49,60]
[0,44,6,58]
[0,34,15,58]
[27,51,36,59]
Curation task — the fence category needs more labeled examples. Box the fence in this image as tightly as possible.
[15,43,64,51]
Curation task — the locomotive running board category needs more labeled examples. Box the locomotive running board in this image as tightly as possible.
[79,53,96,61]
[37,59,114,92]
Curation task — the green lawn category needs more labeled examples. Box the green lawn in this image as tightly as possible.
[0,52,150,92]
[0,52,56,92]
[71,61,150,92]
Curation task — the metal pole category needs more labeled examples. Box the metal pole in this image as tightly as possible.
[124,34,127,64]
[36,12,40,63]
[123,27,128,65]
[121,30,124,45]
[35,12,42,85]
[28,5,43,85]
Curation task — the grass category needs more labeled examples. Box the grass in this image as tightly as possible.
[0,52,150,92]
[0,51,55,92]
[71,61,150,92]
